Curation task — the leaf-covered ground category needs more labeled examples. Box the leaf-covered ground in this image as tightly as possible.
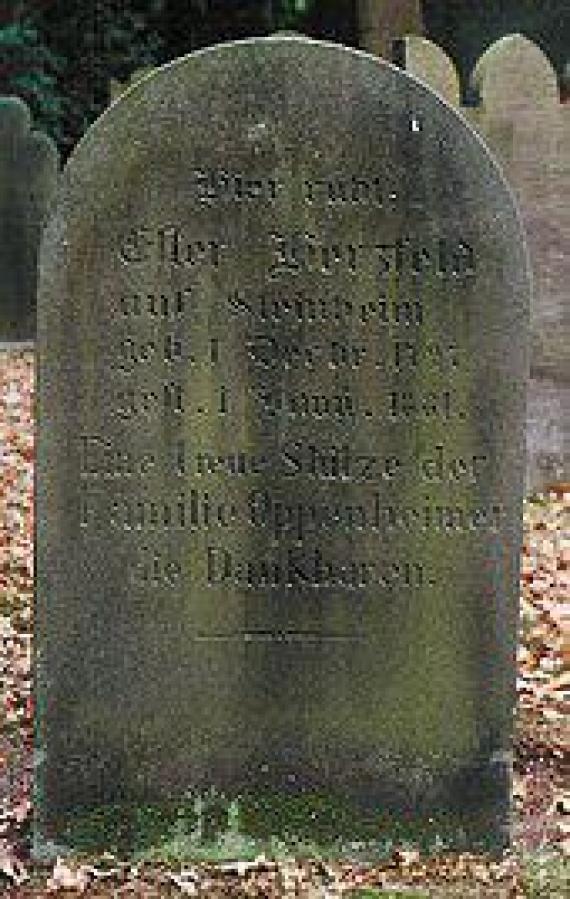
[0,348,568,897]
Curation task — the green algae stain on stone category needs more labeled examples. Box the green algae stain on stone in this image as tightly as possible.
[36,36,530,859]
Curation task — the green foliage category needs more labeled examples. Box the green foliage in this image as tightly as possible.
[276,0,315,29]
[35,0,165,156]
[0,19,64,143]
[0,1,167,155]
[1,1,318,157]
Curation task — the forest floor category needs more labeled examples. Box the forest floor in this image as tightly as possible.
[0,349,567,897]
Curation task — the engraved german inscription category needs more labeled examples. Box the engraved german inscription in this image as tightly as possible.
[37,37,530,846]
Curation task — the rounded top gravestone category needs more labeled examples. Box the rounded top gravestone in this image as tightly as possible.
[0,97,58,341]
[36,37,530,858]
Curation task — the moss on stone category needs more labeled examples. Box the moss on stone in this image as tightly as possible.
[57,787,503,862]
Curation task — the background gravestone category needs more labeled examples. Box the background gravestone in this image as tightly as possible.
[36,36,530,857]
[0,98,58,341]
[396,34,570,494]
[470,35,569,493]
[397,35,461,109]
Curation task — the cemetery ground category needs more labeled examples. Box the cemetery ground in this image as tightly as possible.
[0,348,567,896]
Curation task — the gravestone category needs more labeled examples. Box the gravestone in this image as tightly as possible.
[396,34,570,493]
[396,36,460,109]
[469,35,570,491]
[0,98,58,340]
[36,36,530,858]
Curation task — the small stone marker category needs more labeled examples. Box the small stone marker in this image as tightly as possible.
[0,98,58,340]
[36,37,530,857]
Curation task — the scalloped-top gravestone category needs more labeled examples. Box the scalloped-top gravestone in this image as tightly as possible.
[36,37,530,858]
[0,98,58,340]
[470,35,569,489]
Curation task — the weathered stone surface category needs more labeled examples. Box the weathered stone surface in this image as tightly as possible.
[36,37,530,857]
[399,36,460,108]
[0,98,58,340]
[527,378,570,488]
[467,35,569,491]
